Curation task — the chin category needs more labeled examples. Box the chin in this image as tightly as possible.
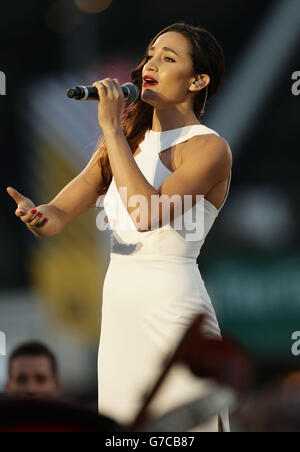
[141,91,156,106]
[141,90,167,108]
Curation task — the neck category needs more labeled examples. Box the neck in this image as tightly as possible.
[151,108,200,132]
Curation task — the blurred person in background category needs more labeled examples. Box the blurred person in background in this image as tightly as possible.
[6,341,61,399]
[6,22,232,431]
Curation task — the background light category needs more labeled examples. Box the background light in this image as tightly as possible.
[45,0,83,34]
[74,0,113,14]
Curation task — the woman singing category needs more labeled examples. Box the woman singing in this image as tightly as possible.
[7,22,232,432]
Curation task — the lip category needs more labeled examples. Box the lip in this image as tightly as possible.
[142,75,158,87]
[142,82,158,88]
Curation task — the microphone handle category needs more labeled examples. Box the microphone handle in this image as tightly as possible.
[67,83,139,103]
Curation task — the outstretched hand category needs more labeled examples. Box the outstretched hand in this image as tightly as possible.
[6,186,48,229]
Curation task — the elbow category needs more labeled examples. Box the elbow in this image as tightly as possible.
[130,192,161,233]
[135,215,161,233]
[135,218,152,233]
[131,212,159,233]
[137,228,149,233]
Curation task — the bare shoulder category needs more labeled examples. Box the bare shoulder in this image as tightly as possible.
[184,134,232,162]
[182,133,232,176]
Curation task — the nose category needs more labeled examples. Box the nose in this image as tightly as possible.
[144,58,158,73]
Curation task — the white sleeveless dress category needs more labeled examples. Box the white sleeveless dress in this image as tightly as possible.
[98,124,232,432]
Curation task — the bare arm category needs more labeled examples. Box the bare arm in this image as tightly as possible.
[7,149,105,238]
[48,150,105,233]
[103,126,232,231]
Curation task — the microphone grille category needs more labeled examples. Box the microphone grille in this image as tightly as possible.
[124,82,139,103]
[67,88,76,98]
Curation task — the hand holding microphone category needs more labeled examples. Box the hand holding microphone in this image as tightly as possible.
[67,78,139,131]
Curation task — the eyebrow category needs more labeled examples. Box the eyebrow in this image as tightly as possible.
[148,46,180,57]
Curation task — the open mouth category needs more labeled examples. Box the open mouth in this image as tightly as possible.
[143,77,158,87]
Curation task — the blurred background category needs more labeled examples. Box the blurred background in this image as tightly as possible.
[0,0,300,429]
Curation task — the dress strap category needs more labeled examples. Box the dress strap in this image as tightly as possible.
[159,125,220,152]
[139,124,220,154]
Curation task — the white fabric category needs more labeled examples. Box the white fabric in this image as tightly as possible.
[98,124,232,432]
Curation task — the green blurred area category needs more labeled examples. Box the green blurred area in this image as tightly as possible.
[202,251,300,365]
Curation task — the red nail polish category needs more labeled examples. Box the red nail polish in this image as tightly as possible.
[31,209,37,214]
[44,218,48,222]
[37,212,42,217]
[19,211,24,215]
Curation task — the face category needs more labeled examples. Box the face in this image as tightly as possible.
[141,31,199,108]
[6,356,61,399]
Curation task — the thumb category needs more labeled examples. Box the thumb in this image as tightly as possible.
[6,187,27,205]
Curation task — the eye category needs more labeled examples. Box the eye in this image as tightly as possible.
[145,55,175,63]
[164,56,175,62]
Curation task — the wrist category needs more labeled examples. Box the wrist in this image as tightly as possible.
[102,122,123,136]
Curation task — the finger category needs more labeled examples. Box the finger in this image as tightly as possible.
[6,186,26,204]
[20,208,39,223]
[15,207,27,217]
[28,211,47,227]
[15,202,34,217]
[93,81,108,96]
[35,217,49,228]
[105,78,118,99]
[94,79,114,99]
[112,79,125,100]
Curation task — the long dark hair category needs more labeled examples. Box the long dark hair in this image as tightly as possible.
[94,22,225,196]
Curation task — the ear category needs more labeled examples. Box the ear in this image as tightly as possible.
[189,74,210,93]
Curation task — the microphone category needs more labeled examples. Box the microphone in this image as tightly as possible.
[66,82,139,103]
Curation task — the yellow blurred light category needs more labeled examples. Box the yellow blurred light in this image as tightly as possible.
[74,0,112,14]
[45,0,83,34]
